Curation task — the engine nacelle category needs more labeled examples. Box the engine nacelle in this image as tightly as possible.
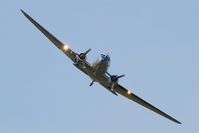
[106,73,125,91]
[74,49,91,66]
[79,53,87,61]
[108,75,119,91]
[75,53,86,63]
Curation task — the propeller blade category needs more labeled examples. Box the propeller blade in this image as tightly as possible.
[118,74,125,78]
[106,72,112,77]
[84,48,91,55]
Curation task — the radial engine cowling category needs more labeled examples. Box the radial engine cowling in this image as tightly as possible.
[110,75,119,83]
[75,48,91,64]
[107,74,125,91]
[78,53,87,61]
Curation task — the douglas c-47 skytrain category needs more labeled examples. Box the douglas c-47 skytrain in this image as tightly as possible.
[21,9,181,124]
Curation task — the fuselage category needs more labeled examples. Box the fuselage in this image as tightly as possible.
[21,9,182,124]
[74,52,110,83]
[92,52,110,76]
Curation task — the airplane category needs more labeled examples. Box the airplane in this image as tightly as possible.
[21,9,181,124]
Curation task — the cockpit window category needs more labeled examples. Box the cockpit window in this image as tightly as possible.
[100,53,110,62]
[101,54,105,57]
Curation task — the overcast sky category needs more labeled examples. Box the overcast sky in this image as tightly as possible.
[0,0,198,133]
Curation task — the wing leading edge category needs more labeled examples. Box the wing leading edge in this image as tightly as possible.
[20,9,77,62]
[115,84,181,124]
[21,9,181,124]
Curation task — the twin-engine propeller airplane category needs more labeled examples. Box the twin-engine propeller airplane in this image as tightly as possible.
[21,9,181,124]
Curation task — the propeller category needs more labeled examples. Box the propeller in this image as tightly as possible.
[106,72,125,83]
[84,48,91,55]
[79,48,91,60]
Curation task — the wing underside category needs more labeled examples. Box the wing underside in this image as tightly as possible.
[21,9,181,124]
[115,84,181,124]
[21,9,77,62]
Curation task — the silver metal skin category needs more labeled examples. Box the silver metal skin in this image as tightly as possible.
[21,9,181,124]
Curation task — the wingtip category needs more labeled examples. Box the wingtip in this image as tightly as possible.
[173,119,182,124]
[20,9,27,16]
[20,9,24,13]
[177,121,182,124]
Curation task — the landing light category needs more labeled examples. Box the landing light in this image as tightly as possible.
[63,45,69,51]
[127,90,131,95]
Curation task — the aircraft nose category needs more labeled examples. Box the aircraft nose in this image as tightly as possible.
[100,54,109,62]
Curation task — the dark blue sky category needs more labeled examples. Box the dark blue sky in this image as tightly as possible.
[0,0,198,132]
